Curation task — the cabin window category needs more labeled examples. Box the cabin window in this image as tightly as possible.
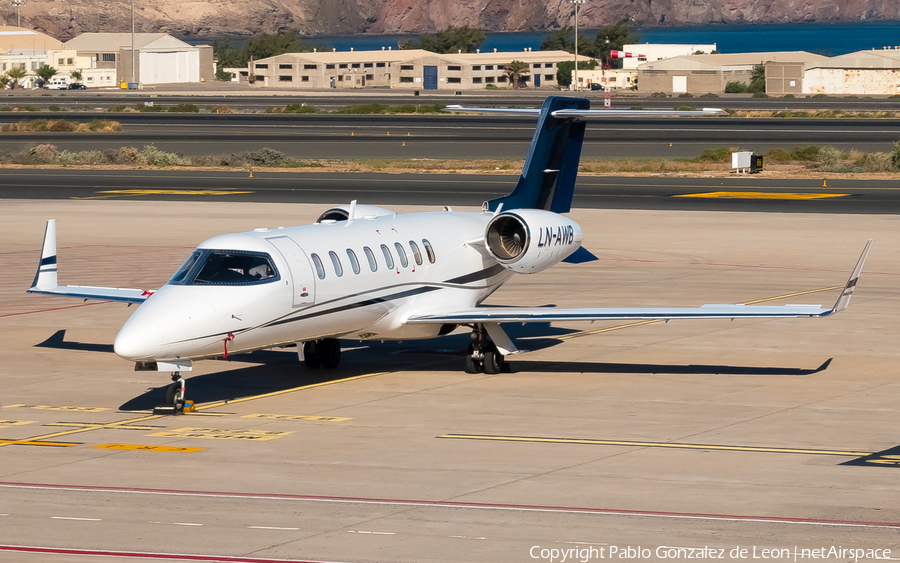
[409,241,423,265]
[174,250,279,286]
[422,239,435,263]
[380,244,394,269]
[329,251,343,277]
[363,246,377,271]
[311,253,325,279]
[394,243,408,268]
[347,249,360,274]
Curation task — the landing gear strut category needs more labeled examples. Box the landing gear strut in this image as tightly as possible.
[465,324,509,374]
[303,338,341,369]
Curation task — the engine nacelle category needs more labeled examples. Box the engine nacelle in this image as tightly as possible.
[317,204,394,223]
[484,209,583,274]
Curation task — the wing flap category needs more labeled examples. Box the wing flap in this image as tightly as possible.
[407,304,832,324]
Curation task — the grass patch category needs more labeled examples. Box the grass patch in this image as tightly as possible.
[168,103,200,113]
[0,119,120,133]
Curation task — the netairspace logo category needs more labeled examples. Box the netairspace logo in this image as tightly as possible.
[529,545,893,562]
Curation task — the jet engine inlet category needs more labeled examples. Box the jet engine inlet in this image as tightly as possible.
[486,214,529,262]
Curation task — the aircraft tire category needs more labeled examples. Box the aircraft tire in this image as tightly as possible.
[483,350,503,374]
[465,354,481,374]
[303,341,321,368]
[164,380,185,410]
[320,338,341,369]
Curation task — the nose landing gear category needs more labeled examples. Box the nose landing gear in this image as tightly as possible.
[153,372,186,415]
[465,324,510,374]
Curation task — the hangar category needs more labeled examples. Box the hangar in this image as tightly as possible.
[799,49,900,95]
[638,51,827,94]
[64,32,214,86]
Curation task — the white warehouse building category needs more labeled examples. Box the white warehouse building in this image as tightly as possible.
[64,33,214,86]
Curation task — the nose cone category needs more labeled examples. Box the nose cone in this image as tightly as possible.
[114,317,162,361]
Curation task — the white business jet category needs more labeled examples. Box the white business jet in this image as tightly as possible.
[28,97,870,410]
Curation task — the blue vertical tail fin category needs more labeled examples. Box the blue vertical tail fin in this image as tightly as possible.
[488,96,589,213]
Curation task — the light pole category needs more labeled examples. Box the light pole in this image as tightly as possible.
[131,0,135,86]
[570,0,586,91]
[12,0,24,27]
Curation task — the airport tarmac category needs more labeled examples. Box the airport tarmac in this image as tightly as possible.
[1,200,899,563]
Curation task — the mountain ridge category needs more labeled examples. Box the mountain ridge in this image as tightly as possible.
[6,0,899,42]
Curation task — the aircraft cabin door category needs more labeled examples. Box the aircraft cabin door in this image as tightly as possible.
[267,236,316,308]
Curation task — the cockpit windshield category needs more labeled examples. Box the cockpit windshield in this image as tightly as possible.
[168,250,279,286]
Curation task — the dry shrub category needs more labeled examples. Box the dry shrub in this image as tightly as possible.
[33,144,59,162]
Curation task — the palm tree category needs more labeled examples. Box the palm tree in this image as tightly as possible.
[504,60,530,89]
[6,67,26,90]
[70,69,83,82]
[35,64,58,84]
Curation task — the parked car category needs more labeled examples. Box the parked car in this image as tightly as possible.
[46,78,68,90]
[67,83,87,90]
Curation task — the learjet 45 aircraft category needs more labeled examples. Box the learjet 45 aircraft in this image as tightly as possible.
[28,97,871,409]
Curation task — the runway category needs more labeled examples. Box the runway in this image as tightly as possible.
[3,168,900,214]
[1,200,898,562]
[0,114,898,157]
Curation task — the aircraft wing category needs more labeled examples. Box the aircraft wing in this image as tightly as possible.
[407,240,871,325]
[26,220,151,304]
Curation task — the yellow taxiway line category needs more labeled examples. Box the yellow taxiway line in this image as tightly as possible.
[440,434,872,457]
[675,192,849,200]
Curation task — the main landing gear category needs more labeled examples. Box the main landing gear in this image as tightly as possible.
[302,338,341,369]
[465,324,510,375]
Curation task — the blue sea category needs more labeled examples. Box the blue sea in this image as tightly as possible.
[311,21,900,56]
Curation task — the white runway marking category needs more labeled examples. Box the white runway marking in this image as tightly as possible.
[247,526,300,531]
[51,516,100,521]
[5,482,897,530]
[173,522,203,527]
[450,535,486,540]
[348,530,395,535]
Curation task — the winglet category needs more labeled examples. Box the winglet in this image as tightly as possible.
[31,219,58,291]
[831,239,872,314]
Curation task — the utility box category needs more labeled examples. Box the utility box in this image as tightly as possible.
[750,154,764,173]
[732,151,762,174]
[732,151,751,170]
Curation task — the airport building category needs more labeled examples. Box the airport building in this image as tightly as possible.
[637,51,827,94]
[0,26,66,88]
[788,49,900,95]
[621,43,718,69]
[64,33,214,86]
[247,48,586,90]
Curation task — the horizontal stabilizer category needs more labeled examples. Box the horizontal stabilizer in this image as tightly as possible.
[27,219,150,304]
[444,105,727,118]
[562,246,599,264]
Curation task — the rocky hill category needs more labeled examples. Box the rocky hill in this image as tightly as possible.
[6,0,899,41]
